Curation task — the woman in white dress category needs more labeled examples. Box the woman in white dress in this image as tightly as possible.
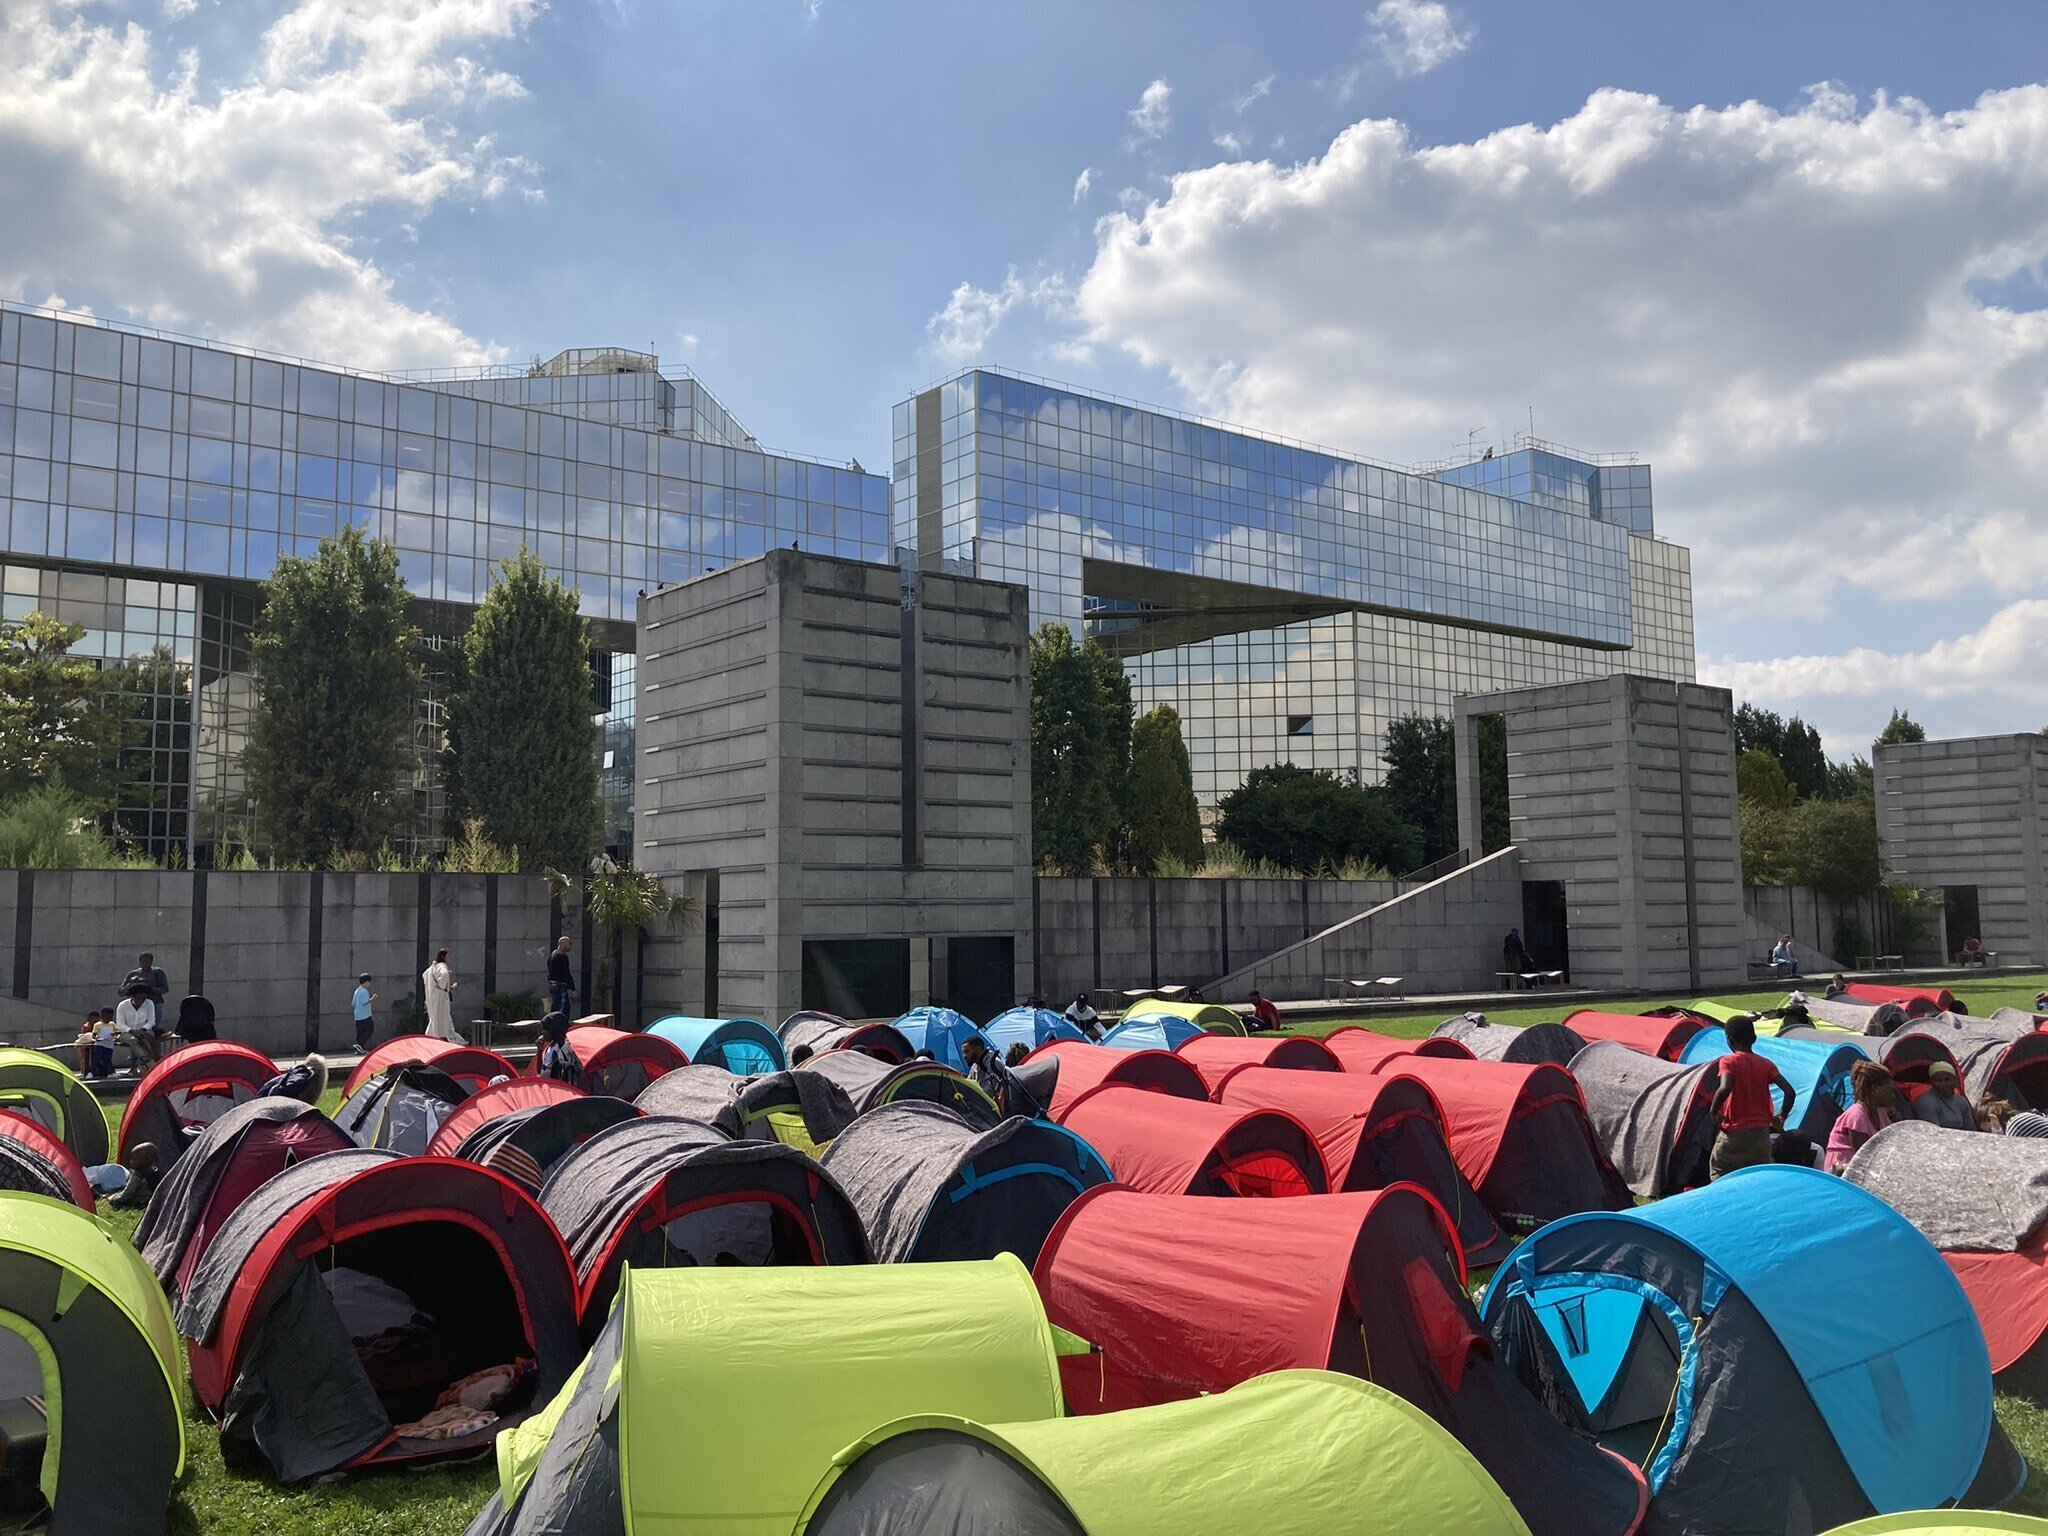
[423,948,463,1043]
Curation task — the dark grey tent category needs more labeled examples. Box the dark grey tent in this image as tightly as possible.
[334,1061,470,1154]
[1433,1016,1588,1068]
[539,1114,870,1325]
[134,1098,354,1293]
[1568,1040,1716,1200]
[637,1064,857,1148]
[1803,996,1910,1035]
[802,1052,1001,1128]
[1894,1020,2048,1107]
[1993,1006,2048,1034]
[821,1102,1113,1264]
[449,1096,644,1192]
[780,1013,917,1065]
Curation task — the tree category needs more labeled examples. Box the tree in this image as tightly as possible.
[547,864,694,1017]
[1125,706,1204,874]
[0,611,131,809]
[1029,625,1133,874]
[1477,713,1510,854]
[244,526,421,865]
[1877,708,1927,746]
[1785,797,1883,903]
[1737,749,1796,808]
[1380,715,1456,866]
[445,549,600,873]
[1216,764,1422,875]
[1733,703,1834,800]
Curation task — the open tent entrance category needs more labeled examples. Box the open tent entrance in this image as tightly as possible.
[649,1195,820,1270]
[0,1324,49,1516]
[1504,1281,1687,1474]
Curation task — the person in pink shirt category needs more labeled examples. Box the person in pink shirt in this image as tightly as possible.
[1825,1061,1900,1173]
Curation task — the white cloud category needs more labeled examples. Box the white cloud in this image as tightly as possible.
[1070,84,2048,666]
[1232,74,1274,115]
[162,0,198,18]
[1370,0,1472,78]
[1126,78,1172,142]
[1212,130,1246,157]
[1071,166,1095,204]
[804,0,822,22]
[0,0,544,370]
[925,268,1071,362]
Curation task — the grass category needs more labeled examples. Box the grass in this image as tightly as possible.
[74,975,2048,1530]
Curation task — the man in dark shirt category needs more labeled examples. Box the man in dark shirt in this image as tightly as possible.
[546,937,576,1019]
[122,951,170,1033]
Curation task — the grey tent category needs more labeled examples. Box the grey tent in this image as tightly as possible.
[822,1102,1113,1264]
[802,1052,1001,1128]
[448,1096,644,1192]
[1569,1040,1717,1200]
[134,1098,354,1293]
[1804,996,1910,1035]
[539,1114,869,1325]
[1893,1020,2048,1107]
[637,1064,857,1148]
[1993,1006,2048,1034]
[780,1013,917,1065]
[334,1061,470,1154]
[1871,1028,1966,1087]
[1433,1016,1588,1068]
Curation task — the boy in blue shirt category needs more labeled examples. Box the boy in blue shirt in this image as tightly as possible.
[352,972,377,1053]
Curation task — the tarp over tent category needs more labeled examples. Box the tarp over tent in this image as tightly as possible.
[539,1114,868,1321]
[0,1193,185,1535]
[644,1016,785,1076]
[0,1051,107,1165]
[781,1014,917,1065]
[1891,1023,2048,1108]
[544,1026,686,1100]
[178,1151,582,1481]
[334,1061,471,1154]
[791,1371,1535,1536]
[1175,1032,1340,1094]
[823,1102,1112,1263]
[466,1256,1070,1536]
[135,1098,355,1293]
[342,1038,515,1098]
[422,1077,585,1158]
[892,1007,995,1071]
[1219,1065,1507,1263]
[982,1007,1089,1054]
[447,1096,644,1193]
[1483,1165,2011,1535]
[801,1052,1001,1129]
[1847,1120,2048,1400]
[1569,1040,1716,1201]
[1131,997,1250,1034]
[1056,1085,1328,1198]
[119,1040,277,1167]
[1434,1017,1588,1068]
[638,1064,857,1151]
[1563,1011,1704,1062]
[1324,1027,1476,1072]
[1021,1040,1207,1120]
[1034,1186,1646,1536]
[1806,996,1912,1035]
[1678,1026,1869,1141]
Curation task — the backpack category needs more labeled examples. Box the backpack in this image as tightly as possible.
[541,1038,583,1087]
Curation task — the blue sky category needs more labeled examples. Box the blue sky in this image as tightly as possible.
[3,0,2047,753]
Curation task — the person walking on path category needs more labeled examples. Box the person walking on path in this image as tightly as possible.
[351,973,378,1054]
[1709,1015,1797,1178]
[546,937,577,1021]
[423,949,464,1043]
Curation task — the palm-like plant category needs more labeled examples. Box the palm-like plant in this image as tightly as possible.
[545,864,694,1019]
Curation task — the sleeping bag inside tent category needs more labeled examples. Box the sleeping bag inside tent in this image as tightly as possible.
[446,1095,643,1193]
[335,1061,472,1154]
[1034,1186,1645,1536]
[982,1007,1088,1054]
[801,1051,1001,1128]
[135,1098,355,1294]
[1055,1085,1328,1197]
[342,1038,516,1098]
[822,1102,1112,1263]
[1434,1017,1588,1068]
[637,1064,857,1151]
[538,1114,869,1322]
[1847,1120,2048,1402]
[891,1007,994,1071]
[790,1370,1533,1536]
[466,1256,1069,1536]
[1175,1032,1340,1094]
[780,1013,917,1065]
[0,1193,185,1536]
[0,1114,90,1207]
[119,1040,277,1167]
[1371,1057,1630,1230]
[545,1026,686,1100]
[421,1077,585,1158]
[1562,1010,1704,1062]
[1323,1026,1476,1072]
[0,1052,107,1166]
[1219,1065,1506,1263]
[1020,1040,1207,1120]
[1569,1041,1717,1201]
[1483,1164,2011,1535]
[176,1150,582,1481]
[644,1016,785,1076]
[1677,1026,1868,1141]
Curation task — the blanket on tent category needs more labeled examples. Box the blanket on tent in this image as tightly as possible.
[640,1066,854,1145]
[1846,1119,2048,1252]
[1570,1040,1713,1200]
[1894,1022,2039,1103]
[1434,1017,1586,1068]
[1804,996,1906,1035]
[138,1099,336,1283]
[537,1117,733,1272]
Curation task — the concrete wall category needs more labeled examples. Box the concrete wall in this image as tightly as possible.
[1456,675,1746,992]
[637,549,1031,1024]
[0,869,550,1056]
[1202,848,1526,1002]
[1875,733,2047,966]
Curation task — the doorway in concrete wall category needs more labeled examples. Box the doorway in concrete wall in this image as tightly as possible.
[939,937,1015,1025]
[1522,881,1570,980]
[1942,886,1981,965]
[803,939,911,1020]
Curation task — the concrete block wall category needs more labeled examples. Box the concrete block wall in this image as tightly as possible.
[1203,849,1525,1002]
[1875,733,2047,965]
[2,870,549,1056]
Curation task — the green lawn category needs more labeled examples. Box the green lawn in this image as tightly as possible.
[84,978,2048,1531]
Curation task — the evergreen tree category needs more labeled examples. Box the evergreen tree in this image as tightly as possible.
[1216,764,1422,875]
[244,527,421,864]
[446,549,600,875]
[1125,705,1204,873]
[0,611,131,809]
[1737,749,1796,808]
[1877,708,1927,745]
[1029,624,1133,874]
[1379,715,1457,864]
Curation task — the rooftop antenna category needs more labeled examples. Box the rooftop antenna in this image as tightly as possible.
[1465,426,1484,460]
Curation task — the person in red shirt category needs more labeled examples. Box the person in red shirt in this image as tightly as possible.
[1247,990,1282,1033]
[1708,1015,1797,1178]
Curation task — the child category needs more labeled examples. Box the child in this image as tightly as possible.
[91,1011,119,1079]
[72,1011,100,1077]
[536,1013,582,1086]
[351,972,377,1054]
[1708,1016,1797,1178]
[1826,1061,1900,1172]
[84,1142,161,1207]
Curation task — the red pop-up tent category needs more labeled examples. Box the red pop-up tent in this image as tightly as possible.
[1561,1010,1704,1062]
[1176,1033,1340,1096]
[120,1041,278,1167]
[1845,983,1961,1017]
[0,1112,91,1206]
[1219,1066,1507,1264]
[423,1077,586,1158]
[1323,1028,1475,1073]
[1056,1085,1328,1198]
[1364,1057,1630,1231]
[536,1027,687,1101]
[1022,1040,1208,1120]
[1033,1185,1647,1536]
[344,1038,516,1098]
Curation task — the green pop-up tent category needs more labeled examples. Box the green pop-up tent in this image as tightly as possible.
[792,1370,1533,1536]
[1822,1517,2048,1535]
[467,1255,1073,1536]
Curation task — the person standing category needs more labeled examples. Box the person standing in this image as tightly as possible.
[423,949,464,1044]
[546,937,577,1021]
[1708,1016,1797,1178]
[351,973,378,1054]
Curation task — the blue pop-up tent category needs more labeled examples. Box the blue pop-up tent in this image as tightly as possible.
[1678,1026,1870,1141]
[891,1008,994,1071]
[1101,1015,1207,1053]
[1481,1165,2016,1534]
[645,1016,786,1076]
[982,1007,1089,1054]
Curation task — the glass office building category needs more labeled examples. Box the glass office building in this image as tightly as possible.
[0,304,889,861]
[893,369,1695,807]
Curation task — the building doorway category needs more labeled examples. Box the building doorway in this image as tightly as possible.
[1942,885,1981,965]
[1522,881,1570,980]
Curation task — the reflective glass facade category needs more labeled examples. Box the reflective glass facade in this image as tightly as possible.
[0,304,889,861]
